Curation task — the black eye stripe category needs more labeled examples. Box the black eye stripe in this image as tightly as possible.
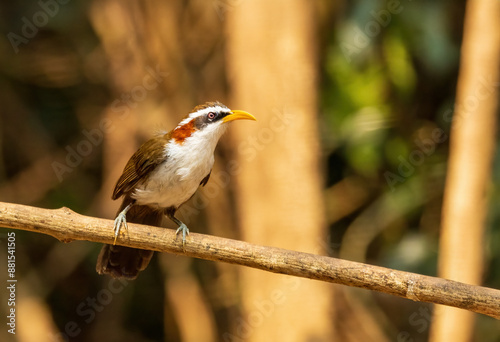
[206,111,230,122]
[193,111,228,129]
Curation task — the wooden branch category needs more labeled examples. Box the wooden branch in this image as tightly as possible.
[1,201,499,319]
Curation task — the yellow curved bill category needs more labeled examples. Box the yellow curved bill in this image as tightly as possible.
[223,110,257,123]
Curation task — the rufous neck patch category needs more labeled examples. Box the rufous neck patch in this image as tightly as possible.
[171,119,196,144]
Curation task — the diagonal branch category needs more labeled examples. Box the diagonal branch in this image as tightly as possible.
[0,201,499,319]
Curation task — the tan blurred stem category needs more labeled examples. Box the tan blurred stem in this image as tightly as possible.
[430,0,500,341]
[226,0,335,340]
[1,201,500,319]
[160,255,217,342]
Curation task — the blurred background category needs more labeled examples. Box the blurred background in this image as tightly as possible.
[0,0,499,341]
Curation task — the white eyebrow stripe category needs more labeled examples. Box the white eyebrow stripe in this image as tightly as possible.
[176,117,193,127]
[176,105,230,128]
[189,106,229,118]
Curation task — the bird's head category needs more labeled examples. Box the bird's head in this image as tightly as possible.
[170,101,256,145]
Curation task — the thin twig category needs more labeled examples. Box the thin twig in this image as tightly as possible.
[0,201,499,319]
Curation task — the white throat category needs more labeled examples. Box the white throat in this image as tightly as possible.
[131,122,227,209]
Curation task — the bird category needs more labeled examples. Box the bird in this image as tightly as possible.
[96,101,256,279]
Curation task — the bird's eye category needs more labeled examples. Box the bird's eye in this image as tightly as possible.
[207,112,216,121]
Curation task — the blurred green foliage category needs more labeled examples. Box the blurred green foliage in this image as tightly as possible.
[321,0,499,340]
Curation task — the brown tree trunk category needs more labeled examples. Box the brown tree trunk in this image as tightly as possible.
[226,1,336,340]
[430,0,500,340]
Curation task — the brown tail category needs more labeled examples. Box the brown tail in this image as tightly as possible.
[96,199,163,279]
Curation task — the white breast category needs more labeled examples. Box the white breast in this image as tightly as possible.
[131,122,227,209]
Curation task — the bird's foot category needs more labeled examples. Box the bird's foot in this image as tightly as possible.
[113,212,128,245]
[175,223,189,247]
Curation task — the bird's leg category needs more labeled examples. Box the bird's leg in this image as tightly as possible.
[166,209,189,246]
[113,202,134,245]
[173,217,189,246]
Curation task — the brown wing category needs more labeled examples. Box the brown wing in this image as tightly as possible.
[112,134,170,200]
[200,170,211,187]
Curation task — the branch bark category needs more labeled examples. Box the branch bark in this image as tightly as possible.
[1,201,500,319]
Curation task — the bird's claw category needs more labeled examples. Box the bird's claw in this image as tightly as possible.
[113,213,128,245]
[175,223,189,247]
